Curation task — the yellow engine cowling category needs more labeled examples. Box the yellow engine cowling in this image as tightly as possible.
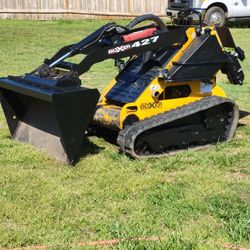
[92,26,228,130]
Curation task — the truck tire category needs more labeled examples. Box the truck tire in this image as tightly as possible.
[204,6,226,27]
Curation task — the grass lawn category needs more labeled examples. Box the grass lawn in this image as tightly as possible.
[0,19,249,249]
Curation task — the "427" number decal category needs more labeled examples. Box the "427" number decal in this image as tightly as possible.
[131,36,159,48]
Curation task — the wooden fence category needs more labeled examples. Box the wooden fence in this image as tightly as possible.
[0,0,167,19]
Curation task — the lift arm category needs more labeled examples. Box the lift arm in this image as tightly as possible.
[37,15,188,78]
[29,12,244,86]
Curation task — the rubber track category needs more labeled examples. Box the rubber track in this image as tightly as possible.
[117,96,239,158]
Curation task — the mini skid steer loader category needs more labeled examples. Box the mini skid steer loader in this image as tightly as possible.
[0,9,245,164]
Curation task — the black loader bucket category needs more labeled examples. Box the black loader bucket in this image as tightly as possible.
[0,75,100,164]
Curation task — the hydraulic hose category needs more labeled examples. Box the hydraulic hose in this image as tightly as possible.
[126,14,167,30]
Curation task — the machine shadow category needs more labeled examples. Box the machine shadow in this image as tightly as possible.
[76,137,104,161]
[239,110,250,119]
[87,126,119,145]
[238,110,250,128]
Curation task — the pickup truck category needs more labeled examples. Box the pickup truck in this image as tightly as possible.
[167,0,250,26]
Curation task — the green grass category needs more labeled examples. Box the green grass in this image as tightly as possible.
[0,19,249,249]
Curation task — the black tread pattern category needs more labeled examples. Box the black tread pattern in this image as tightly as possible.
[117,96,239,158]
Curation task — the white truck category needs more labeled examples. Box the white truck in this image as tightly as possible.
[167,0,250,26]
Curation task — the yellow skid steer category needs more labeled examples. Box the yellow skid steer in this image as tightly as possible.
[0,9,245,164]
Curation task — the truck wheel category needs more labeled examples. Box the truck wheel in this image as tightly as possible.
[204,6,226,27]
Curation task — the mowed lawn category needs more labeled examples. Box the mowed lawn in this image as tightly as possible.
[0,19,249,249]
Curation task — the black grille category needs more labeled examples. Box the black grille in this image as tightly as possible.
[168,0,192,10]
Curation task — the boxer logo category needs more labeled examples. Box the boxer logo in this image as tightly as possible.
[108,44,131,55]
[140,102,162,110]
